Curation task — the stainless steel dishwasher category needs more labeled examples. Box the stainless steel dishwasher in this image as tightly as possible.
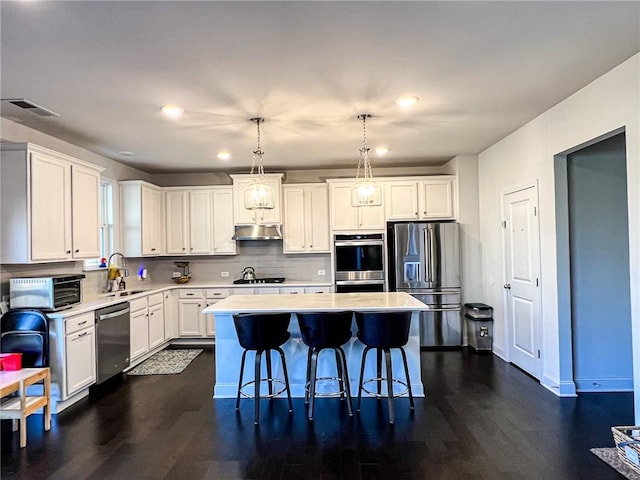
[95,302,131,384]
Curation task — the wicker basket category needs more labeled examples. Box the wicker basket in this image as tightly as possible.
[612,426,640,474]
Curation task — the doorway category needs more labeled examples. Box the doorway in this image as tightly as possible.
[566,133,632,392]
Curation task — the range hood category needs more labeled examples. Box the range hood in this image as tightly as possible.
[232,224,283,241]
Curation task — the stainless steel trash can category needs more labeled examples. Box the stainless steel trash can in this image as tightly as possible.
[464,303,493,352]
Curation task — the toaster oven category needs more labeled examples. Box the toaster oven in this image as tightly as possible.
[9,274,85,311]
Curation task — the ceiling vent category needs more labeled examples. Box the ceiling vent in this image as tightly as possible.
[1,98,59,117]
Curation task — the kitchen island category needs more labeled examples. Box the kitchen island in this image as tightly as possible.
[203,292,429,398]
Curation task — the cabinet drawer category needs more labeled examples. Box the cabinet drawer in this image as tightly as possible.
[280,287,305,295]
[255,287,278,295]
[305,286,332,294]
[147,292,164,306]
[206,288,230,299]
[232,287,254,295]
[179,289,204,299]
[129,297,148,312]
[65,312,94,335]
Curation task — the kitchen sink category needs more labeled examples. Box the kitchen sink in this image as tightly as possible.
[105,289,148,298]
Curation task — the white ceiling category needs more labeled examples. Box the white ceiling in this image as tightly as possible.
[1,1,638,174]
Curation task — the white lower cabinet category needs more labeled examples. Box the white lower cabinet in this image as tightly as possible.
[64,312,96,397]
[204,289,231,337]
[178,289,205,337]
[130,297,150,361]
[148,293,165,349]
[178,288,231,338]
[163,290,177,341]
[178,299,204,336]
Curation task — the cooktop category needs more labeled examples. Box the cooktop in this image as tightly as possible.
[233,277,286,284]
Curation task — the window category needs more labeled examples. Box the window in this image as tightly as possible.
[84,178,117,270]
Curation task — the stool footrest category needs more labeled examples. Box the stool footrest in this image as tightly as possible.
[305,377,348,398]
[361,377,410,399]
[239,378,288,399]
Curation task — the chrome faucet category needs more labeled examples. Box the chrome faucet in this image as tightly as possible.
[106,252,129,292]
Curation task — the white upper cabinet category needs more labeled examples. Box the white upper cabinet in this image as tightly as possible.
[230,173,283,225]
[120,180,165,257]
[0,143,103,263]
[282,184,330,253]
[188,189,212,254]
[165,190,189,254]
[71,164,101,258]
[385,181,420,220]
[420,177,455,219]
[211,186,236,254]
[384,176,456,221]
[30,152,71,261]
[164,186,235,256]
[328,181,385,231]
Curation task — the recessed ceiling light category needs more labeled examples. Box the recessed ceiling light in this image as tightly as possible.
[160,104,184,119]
[118,151,134,156]
[375,147,388,156]
[217,151,231,161]
[395,96,419,108]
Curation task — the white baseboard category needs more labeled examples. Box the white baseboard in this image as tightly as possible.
[542,374,577,397]
[492,344,507,361]
[575,377,634,392]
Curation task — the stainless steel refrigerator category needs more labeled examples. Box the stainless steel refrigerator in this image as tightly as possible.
[387,222,462,347]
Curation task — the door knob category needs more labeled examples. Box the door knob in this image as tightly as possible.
[503,283,511,289]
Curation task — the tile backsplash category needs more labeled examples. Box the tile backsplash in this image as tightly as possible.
[1,241,332,299]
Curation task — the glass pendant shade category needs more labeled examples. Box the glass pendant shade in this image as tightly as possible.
[243,117,275,210]
[351,114,382,207]
[244,179,275,210]
[351,179,382,206]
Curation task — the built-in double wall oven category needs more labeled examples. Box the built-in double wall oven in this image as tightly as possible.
[333,233,385,293]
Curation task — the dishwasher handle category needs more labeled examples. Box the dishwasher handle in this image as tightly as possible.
[98,308,130,321]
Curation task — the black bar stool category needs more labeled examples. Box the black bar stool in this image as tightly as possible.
[355,311,414,424]
[233,313,293,425]
[297,311,354,421]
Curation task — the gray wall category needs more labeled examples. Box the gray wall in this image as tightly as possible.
[567,133,632,391]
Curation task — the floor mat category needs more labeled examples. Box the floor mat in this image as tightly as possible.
[127,349,203,376]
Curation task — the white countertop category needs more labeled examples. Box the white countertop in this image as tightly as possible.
[46,280,334,319]
[203,292,429,314]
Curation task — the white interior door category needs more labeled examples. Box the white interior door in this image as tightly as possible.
[503,185,542,379]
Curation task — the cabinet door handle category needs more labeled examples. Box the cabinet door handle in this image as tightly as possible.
[66,250,71,254]
[75,331,89,339]
[78,320,88,326]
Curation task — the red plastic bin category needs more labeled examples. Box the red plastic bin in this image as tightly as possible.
[0,353,23,371]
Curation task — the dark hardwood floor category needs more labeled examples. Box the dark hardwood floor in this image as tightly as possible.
[1,347,633,479]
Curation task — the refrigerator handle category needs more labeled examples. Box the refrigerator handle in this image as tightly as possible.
[423,227,430,282]
[429,226,437,282]
[424,226,436,282]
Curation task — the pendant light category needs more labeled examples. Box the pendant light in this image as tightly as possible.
[351,114,382,207]
[244,117,275,210]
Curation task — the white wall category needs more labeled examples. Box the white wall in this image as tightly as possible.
[1,118,150,182]
[478,54,640,419]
